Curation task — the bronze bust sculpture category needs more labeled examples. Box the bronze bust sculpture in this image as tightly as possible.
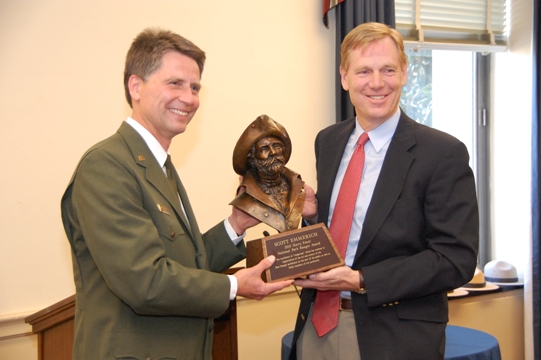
[230,115,305,233]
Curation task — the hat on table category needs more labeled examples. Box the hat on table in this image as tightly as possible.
[459,268,499,291]
[483,260,523,286]
[447,288,469,298]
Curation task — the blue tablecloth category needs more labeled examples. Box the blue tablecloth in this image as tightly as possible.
[281,325,501,360]
[444,325,501,360]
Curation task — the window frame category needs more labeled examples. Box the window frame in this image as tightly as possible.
[400,48,492,266]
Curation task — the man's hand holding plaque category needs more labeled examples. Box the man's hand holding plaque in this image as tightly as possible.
[230,115,344,282]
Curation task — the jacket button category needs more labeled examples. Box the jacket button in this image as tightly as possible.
[301,314,306,321]
[170,231,176,238]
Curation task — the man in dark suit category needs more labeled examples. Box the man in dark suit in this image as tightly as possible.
[61,28,294,360]
[289,22,479,360]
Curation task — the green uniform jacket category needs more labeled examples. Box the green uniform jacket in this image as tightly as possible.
[61,122,245,360]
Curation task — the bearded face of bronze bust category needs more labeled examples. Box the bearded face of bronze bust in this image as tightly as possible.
[230,115,305,233]
[247,136,291,213]
[248,136,286,180]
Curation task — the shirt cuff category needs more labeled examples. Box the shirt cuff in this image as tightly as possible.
[227,274,238,300]
[224,218,245,246]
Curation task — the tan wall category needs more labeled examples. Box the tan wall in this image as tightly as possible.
[448,290,525,360]
[0,0,334,314]
[237,288,300,359]
[0,0,334,358]
[0,316,37,360]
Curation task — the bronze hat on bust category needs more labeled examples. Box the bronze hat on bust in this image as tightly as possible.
[232,114,292,175]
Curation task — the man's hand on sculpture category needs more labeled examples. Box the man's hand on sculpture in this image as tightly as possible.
[234,255,294,300]
[302,183,318,222]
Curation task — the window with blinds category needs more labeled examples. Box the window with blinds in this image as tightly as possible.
[395,0,507,49]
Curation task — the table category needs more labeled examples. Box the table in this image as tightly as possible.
[281,325,501,360]
[444,325,501,360]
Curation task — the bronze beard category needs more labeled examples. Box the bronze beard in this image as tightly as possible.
[250,155,286,182]
[229,167,305,233]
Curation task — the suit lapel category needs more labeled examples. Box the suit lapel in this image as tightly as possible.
[169,168,198,238]
[354,114,416,261]
[318,119,356,226]
[117,123,194,238]
[166,164,210,270]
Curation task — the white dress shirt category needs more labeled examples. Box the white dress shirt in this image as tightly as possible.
[326,110,400,296]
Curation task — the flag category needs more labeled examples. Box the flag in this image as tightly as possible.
[323,0,345,28]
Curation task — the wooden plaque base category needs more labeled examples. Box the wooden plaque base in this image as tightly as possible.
[246,223,344,282]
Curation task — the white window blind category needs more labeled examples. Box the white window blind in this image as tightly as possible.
[395,0,507,50]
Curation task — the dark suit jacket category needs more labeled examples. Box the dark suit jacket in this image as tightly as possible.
[61,122,245,360]
[289,113,479,360]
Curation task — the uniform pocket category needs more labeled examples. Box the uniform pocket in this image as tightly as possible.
[149,210,185,241]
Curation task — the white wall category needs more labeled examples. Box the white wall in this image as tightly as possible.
[492,0,534,358]
[492,0,532,278]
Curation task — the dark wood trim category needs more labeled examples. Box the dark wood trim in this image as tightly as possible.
[0,332,33,341]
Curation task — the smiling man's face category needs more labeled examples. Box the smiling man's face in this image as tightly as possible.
[340,36,407,131]
[129,50,201,149]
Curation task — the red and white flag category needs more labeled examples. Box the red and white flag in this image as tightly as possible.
[323,0,345,27]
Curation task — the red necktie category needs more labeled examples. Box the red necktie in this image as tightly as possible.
[311,132,370,337]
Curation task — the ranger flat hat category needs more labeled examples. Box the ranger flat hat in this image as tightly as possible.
[484,260,523,285]
[232,115,292,175]
[459,268,499,292]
